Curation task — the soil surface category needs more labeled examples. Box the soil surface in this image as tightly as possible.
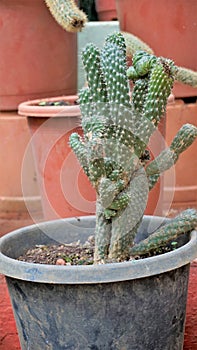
[17,236,178,266]
[38,100,78,107]
[18,236,95,266]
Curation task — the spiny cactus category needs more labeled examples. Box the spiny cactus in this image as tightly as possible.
[123,32,197,89]
[122,31,154,57]
[70,32,197,263]
[174,66,197,88]
[44,0,87,32]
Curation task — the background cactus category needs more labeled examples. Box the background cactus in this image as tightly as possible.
[70,32,197,263]
[44,0,87,32]
[174,66,197,88]
[124,32,197,89]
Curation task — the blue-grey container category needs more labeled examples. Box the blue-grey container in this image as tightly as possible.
[0,215,197,350]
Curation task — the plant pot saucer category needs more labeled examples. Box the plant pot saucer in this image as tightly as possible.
[18,96,81,118]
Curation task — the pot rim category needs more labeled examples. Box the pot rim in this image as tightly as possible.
[0,215,196,284]
[18,95,81,118]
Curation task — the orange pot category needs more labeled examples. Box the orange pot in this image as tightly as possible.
[95,0,117,21]
[0,0,77,110]
[164,100,197,211]
[19,96,96,221]
[116,0,197,98]
[0,111,40,218]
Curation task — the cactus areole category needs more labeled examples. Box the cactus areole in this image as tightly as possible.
[69,33,197,263]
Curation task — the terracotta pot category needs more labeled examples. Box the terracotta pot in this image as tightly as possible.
[18,96,96,221]
[0,111,41,219]
[115,0,197,98]
[184,259,197,350]
[164,100,197,211]
[95,0,117,21]
[0,0,77,110]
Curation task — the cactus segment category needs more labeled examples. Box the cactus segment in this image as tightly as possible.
[81,43,108,103]
[146,123,197,177]
[146,148,177,176]
[122,32,154,58]
[44,0,87,32]
[79,87,90,105]
[129,52,175,127]
[69,133,89,177]
[88,158,106,185]
[130,209,197,256]
[106,32,127,56]
[108,168,149,260]
[98,178,124,209]
[78,88,94,135]
[131,78,149,113]
[143,59,175,126]
[127,66,139,81]
[101,38,131,107]
[106,104,155,155]
[174,66,197,88]
[108,193,130,211]
[148,174,160,191]
[132,51,157,77]
[170,124,197,154]
[94,202,112,263]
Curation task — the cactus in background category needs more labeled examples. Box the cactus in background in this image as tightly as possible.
[123,32,197,89]
[44,0,87,32]
[70,32,197,263]
[174,66,197,88]
[122,31,154,58]
[44,0,197,86]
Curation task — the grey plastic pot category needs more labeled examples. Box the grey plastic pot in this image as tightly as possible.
[0,216,197,350]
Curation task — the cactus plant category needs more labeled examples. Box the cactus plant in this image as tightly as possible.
[122,32,197,89]
[44,0,87,32]
[70,32,197,263]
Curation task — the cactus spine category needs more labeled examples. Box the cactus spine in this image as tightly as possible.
[70,32,197,263]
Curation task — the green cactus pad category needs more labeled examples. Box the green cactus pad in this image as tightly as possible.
[132,51,157,77]
[146,123,197,177]
[108,168,149,260]
[69,133,89,177]
[82,43,108,104]
[130,209,197,256]
[143,59,175,126]
[101,41,130,107]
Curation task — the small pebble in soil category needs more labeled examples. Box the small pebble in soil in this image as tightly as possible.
[56,258,66,266]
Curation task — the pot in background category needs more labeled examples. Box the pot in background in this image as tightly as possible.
[164,99,197,211]
[0,111,41,219]
[18,96,96,221]
[115,0,197,98]
[95,0,117,21]
[0,0,77,110]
